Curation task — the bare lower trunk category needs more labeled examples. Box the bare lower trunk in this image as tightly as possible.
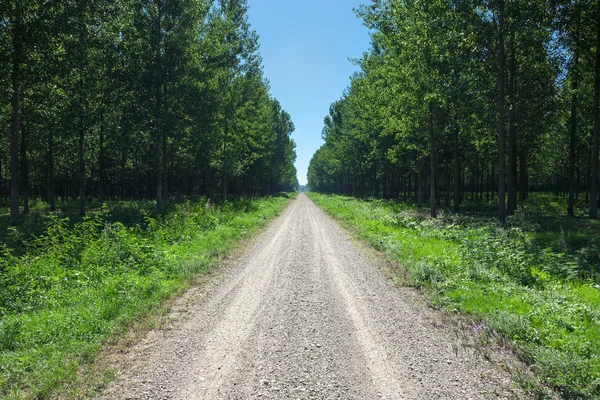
[162,129,168,202]
[519,149,528,203]
[79,129,86,217]
[20,120,28,214]
[590,0,600,219]
[155,136,162,207]
[99,113,105,205]
[154,0,163,209]
[9,3,22,226]
[429,101,436,218]
[454,127,461,212]
[417,168,423,209]
[568,71,579,217]
[223,171,228,200]
[568,11,581,218]
[48,131,56,211]
[497,0,507,223]
[507,30,518,214]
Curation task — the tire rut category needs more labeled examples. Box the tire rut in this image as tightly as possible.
[99,194,519,400]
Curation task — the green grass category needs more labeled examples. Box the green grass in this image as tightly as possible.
[307,192,600,399]
[0,194,296,399]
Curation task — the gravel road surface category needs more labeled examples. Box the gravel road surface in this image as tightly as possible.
[100,194,518,399]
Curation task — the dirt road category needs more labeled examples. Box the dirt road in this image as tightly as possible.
[101,194,518,399]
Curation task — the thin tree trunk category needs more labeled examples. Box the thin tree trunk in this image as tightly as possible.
[454,128,461,212]
[9,2,22,226]
[154,0,163,208]
[445,170,450,206]
[507,29,518,214]
[498,0,507,223]
[418,167,423,208]
[79,128,86,217]
[568,9,581,218]
[519,149,528,203]
[120,127,129,199]
[162,128,168,202]
[99,113,105,205]
[408,174,412,203]
[20,120,28,214]
[162,84,169,203]
[48,130,56,211]
[77,1,87,217]
[591,0,600,218]
[568,61,579,217]
[429,101,437,218]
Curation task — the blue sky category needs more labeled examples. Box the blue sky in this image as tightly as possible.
[246,0,372,186]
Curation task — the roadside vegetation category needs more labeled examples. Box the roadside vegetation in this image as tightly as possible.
[1,1,300,395]
[307,1,600,396]
[308,192,600,399]
[0,194,295,399]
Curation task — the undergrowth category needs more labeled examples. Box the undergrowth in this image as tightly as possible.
[0,194,295,399]
[307,192,600,399]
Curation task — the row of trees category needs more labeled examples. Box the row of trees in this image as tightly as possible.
[308,0,600,221]
[1,0,298,225]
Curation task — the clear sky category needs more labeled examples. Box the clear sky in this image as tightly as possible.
[246,0,372,186]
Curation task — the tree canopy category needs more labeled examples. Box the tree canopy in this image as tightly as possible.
[1,0,298,224]
[308,0,600,221]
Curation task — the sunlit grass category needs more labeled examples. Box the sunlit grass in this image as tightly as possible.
[308,192,600,399]
[0,194,296,399]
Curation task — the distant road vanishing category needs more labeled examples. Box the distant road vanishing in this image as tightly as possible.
[101,194,518,400]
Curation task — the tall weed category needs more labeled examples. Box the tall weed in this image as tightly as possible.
[0,195,294,398]
[308,193,600,399]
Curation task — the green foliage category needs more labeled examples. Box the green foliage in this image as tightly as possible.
[308,193,600,399]
[0,0,297,225]
[0,195,294,398]
[308,0,599,221]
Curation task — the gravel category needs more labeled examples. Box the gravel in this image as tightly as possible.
[99,194,519,399]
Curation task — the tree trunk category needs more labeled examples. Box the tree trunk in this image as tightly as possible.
[20,120,28,214]
[154,0,163,209]
[519,149,528,203]
[120,127,129,199]
[498,0,507,223]
[591,0,600,219]
[418,167,423,208]
[445,170,450,206]
[429,101,437,218]
[507,30,518,214]
[9,2,22,226]
[454,128,461,212]
[162,83,169,203]
[77,1,87,217]
[568,61,579,217]
[223,171,228,200]
[568,10,581,218]
[162,128,168,202]
[79,128,86,217]
[48,130,56,211]
[99,113,105,205]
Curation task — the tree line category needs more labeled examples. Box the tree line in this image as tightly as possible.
[1,0,298,225]
[308,0,600,222]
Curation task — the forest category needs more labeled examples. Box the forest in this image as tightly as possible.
[1,0,298,226]
[0,1,301,397]
[308,0,600,222]
[307,0,600,396]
